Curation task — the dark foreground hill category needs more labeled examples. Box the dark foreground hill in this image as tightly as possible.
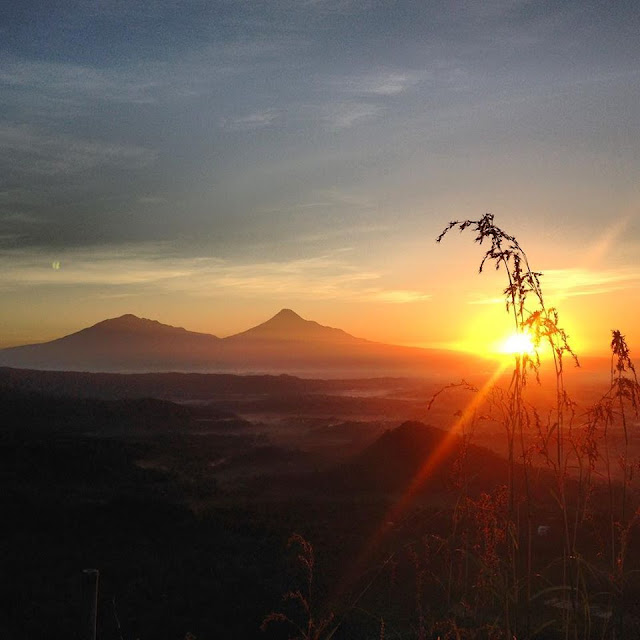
[342,420,509,492]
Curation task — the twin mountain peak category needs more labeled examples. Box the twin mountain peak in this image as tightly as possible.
[86,308,362,343]
[0,309,477,374]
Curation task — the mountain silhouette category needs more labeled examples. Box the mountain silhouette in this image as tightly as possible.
[0,314,223,372]
[227,308,364,343]
[88,313,196,333]
[0,310,495,376]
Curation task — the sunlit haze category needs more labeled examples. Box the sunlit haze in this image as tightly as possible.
[2,2,639,357]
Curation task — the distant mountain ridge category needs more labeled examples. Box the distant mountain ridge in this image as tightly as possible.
[53,313,220,343]
[85,313,209,336]
[0,312,223,373]
[0,309,493,376]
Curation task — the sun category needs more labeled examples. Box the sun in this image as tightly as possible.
[501,331,536,355]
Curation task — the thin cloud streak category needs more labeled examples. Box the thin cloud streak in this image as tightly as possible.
[0,125,157,176]
[0,244,431,304]
[331,70,419,96]
[219,109,281,131]
[321,102,383,129]
[0,36,304,108]
[0,59,163,105]
[544,267,640,299]
[468,267,640,305]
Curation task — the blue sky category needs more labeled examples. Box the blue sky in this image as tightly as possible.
[2,0,640,354]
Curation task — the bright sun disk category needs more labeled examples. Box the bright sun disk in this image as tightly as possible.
[501,331,536,355]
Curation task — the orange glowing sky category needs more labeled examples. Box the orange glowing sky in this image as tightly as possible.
[3,214,639,359]
[2,2,640,358]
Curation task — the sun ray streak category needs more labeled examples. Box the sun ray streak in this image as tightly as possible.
[332,358,511,601]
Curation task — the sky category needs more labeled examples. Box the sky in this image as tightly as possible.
[1,0,640,357]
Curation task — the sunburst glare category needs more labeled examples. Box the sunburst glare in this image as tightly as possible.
[501,331,536,355]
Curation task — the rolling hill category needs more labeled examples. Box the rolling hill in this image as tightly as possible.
[337,420,510,494]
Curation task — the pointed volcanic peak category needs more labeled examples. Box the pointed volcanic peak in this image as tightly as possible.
[0,314,222,372]
[226,309,366,344]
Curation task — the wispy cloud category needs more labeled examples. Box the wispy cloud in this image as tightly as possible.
[219,109,280,131]
[311,69,417,129]
[291,222,390,245]
[295,0,383,14]
[0,243,430,304]
[543,267,640,299]
[0,32,305,111]
[333,70,419,96]
[0,125,156,176]
[321,102,382,129]
[468,267,640,305]
[370,289,431,303]
[0,59,162,105]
